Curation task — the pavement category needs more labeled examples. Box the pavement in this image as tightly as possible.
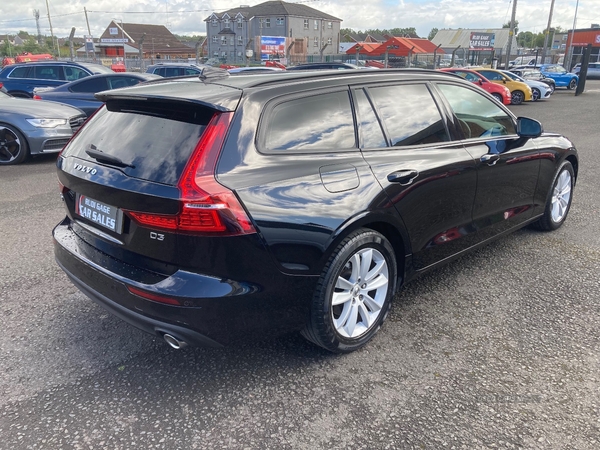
[0,80,599,449]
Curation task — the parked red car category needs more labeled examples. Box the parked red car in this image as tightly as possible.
[439,68,511,105]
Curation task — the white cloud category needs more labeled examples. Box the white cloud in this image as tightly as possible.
[1,0,599,39]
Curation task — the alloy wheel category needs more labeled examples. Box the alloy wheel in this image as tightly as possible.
[551,169,572,223]
[0,127,22,164]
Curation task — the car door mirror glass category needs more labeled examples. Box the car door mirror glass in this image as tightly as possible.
[516,117,542,138]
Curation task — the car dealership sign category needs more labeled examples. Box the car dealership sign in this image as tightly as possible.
[469,32,495,51]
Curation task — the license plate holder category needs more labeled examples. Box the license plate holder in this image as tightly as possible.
[76,194,123,234]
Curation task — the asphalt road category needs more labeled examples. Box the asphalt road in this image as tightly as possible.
[1,81,599,449]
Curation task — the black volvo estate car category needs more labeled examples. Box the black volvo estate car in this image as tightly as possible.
[53,68,578,353]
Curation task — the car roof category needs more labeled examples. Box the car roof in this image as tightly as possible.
[95,68,461,111]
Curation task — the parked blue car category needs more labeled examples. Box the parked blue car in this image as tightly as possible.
[33,73,161,117]
[538,64,579,89]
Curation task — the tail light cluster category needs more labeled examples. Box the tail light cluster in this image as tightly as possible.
[125,112,256,236]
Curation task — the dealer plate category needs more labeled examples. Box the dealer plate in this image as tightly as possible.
[76,194,123,234]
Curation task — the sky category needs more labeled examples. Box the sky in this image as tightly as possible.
[1,0,600,40]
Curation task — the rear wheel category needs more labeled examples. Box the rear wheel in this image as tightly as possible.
[0,124,29,165]
[533,161,574,231]
[567,78,577,90]
[531,88,541,101]
[301,229,397,353]
[511,90,525,105]
[491,93,503,103]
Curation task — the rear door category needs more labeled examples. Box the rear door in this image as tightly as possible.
[354,82,478,271]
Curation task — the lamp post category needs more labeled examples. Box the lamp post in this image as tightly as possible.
[566,0,580,71]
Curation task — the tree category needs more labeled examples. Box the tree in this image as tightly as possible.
[502,20,519,35]
[428,28,439,41]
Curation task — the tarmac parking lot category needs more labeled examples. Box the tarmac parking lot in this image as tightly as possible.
[1,80,599,449]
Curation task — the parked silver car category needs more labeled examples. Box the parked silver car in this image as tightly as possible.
[0,91,86,165]
[573,62,600,79]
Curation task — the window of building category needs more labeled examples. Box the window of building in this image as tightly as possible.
[212,18,218,26]
[221,36,227,45]
[229,37,234,45]
[314,37,319,47]
[238,35,244,45]
[262,91,356,152]
[314,20,319,30]
[328,22,333,29]
[367,84,450,147]
[265,18,271,28]
[237,18,243,28]
[224,18,230,26]
[327,37,332,45]
[277,17,284,25]
[304,19,309,30]
[212,36,218,43]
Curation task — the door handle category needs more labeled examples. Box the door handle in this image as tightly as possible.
[481,154,500,166]
[387,169,419,185]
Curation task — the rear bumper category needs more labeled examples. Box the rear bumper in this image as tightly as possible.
[53,221,317,347]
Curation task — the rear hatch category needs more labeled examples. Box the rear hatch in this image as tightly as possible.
[56,81,251,278]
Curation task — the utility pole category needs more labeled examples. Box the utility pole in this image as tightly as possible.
[33,10,42,45]
[541,0,556,64]
[45,0,58,57]
[84,7,91,36]
[505,0,518,68]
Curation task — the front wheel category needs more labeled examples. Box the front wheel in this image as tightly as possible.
[511,90,525,105]
[567,78,577,90]
[0,124,29,165]
[491,93,503,103]
[531,88,541,101]
[301,229,397,353]
[533,161,574,231]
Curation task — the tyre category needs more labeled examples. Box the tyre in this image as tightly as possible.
[548,83,555,94]
[491,93,503,103]
[301,229,397,353]
[0,124,29,165]
[511,90,524,105]
[533,161,574,231]
[531,88,541,101]
[567,78,577,90]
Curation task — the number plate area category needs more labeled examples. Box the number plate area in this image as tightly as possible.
[76,194,123,234]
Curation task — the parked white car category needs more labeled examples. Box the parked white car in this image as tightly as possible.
[502,70,552,101]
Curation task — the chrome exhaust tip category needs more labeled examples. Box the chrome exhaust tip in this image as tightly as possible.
[163,333,188,349]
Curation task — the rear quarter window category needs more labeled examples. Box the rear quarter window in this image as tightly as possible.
[259,90,356,153]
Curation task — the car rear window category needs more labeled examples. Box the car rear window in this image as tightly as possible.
[61,100,215,185]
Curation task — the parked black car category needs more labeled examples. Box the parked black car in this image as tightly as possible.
[33,73,162,117]
[53,69,578,353]
[0,61,113,98]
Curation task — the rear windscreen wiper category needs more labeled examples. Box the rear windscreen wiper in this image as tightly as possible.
[85,147,135,169]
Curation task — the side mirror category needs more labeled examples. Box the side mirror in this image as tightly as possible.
[516,117,543,138]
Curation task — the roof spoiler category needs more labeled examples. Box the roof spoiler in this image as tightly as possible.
[199,66,230,81]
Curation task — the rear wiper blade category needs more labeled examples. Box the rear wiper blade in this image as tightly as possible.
[85,147,135,169]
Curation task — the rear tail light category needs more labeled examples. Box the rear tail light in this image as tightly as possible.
[33,94,42,100]
[125,112,256,236]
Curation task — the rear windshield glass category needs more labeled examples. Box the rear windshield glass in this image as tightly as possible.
[61,100,214,185]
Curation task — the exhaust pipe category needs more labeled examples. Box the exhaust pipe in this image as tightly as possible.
[163,333,188,349]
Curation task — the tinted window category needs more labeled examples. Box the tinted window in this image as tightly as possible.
[478,70,504,81]
[368,84,449,147]
[264,91,356,152]
[8,67,31,78]
[108,76,141,89]
[437,84,516,139]
[354,89,387,148]
[184,68,201,75]
[164,67,183,77]
[66,67,90,81]
[451,70,481,82]
[34,65,63,80]
[70,77,108,93]
[61,101,214,185]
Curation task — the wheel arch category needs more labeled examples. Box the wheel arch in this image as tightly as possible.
[0,121,30,147]
[325,213,410,288]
